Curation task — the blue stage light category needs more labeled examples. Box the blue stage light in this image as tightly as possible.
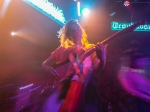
[81,8,90,16]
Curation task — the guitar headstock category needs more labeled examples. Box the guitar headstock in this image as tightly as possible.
[101,20,146,45]
[123,20,146,33]
[134,20,146,26]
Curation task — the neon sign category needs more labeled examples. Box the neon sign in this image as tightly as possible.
[23,0,66,25]
[111,22,150,32]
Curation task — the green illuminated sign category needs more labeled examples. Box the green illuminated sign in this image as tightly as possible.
[111,22,150,32]
[23,0,66,25]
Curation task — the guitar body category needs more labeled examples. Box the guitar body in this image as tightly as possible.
[59,81,83,112]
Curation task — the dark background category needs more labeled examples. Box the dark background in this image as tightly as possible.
[0,0,150,111]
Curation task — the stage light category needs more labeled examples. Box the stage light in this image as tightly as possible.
[124,1,130,6]
[74,0,79,2]
[11,32,16,36]
[109,12,116,16]
[81,8,90,16]
[19,83,33,90]
[77,2,81,16]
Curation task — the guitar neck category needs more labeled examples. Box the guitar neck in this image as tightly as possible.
[78,30,131,65]
[79,20,145,65]
[101,21,143,45]
[101,30,127,45]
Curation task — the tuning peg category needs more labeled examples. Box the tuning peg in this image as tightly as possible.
[138,20,146,25]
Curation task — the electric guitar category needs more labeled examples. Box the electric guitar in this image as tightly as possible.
[42,20,146,97]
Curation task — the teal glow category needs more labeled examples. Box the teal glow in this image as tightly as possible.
[111,22,150,32]
[23,0,66,25]
[81,8,90,16]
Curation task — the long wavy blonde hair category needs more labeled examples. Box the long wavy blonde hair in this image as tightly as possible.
[57,19,90,49]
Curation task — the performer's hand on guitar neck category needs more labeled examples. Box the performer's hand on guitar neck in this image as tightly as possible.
[96,43,107,63]
[94,43,108,72]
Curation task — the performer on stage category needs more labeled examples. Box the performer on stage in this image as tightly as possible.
[41,19,107,112]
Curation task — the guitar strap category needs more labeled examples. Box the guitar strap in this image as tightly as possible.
[59,53,83,112]
[69,53,83,78]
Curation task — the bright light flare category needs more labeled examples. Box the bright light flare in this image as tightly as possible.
[11,32,16,36]
[81,8,90,16]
